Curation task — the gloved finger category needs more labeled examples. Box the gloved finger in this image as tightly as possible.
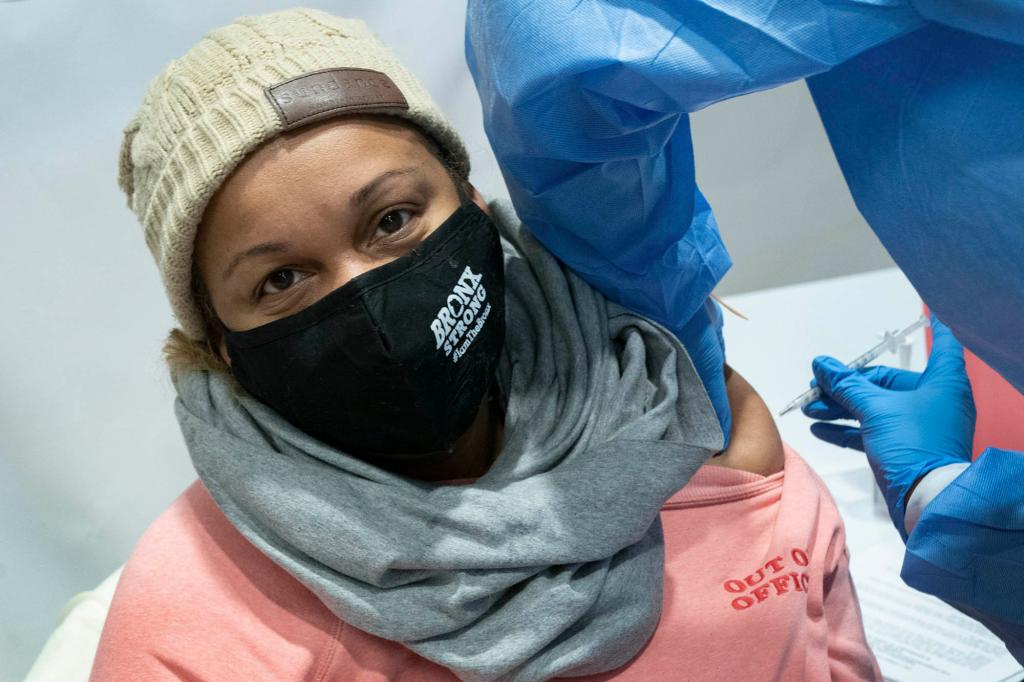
[811,356,874,419]
[706,297,725,339]
[857,365,921,392]
[802,364,919,420]
[677,301,731,446]
[809,422,866,451]
[809,365,918,391]
[802,377,850,418]
[924,314,968,378]
[801,395,853,421]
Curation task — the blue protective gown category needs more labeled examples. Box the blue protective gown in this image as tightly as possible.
[465,0,1024,660]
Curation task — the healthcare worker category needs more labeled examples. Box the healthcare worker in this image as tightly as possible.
[465,0,1024,663]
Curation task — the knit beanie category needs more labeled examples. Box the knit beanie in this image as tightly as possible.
[118,8,470,339]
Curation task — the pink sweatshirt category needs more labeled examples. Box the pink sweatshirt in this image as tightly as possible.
[91,446,880,681]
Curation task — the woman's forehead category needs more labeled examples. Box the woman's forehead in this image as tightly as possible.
[203,117,444,226]
[235,117,436,193]
[195,116,452,271]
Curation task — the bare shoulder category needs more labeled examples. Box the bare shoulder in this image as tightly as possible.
[704,365,785,476]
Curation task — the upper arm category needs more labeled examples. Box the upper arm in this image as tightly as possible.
[705,366,784,476]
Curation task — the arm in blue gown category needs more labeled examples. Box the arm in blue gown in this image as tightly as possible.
[902,449,1024,663]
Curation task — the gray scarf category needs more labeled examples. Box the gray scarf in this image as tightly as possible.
[174,201,724,682]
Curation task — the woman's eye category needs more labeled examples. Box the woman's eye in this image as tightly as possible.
[374,209,413,238]
[260,269,308,297]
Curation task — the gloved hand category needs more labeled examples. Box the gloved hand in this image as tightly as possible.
[802,316,976,535]
[674,297,732,450]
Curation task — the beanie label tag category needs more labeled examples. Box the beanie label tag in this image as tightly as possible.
[266,68,409,130]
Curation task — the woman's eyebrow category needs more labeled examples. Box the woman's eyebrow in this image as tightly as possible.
[222,241,291,282]
[220,166,424,282]
[350,166,422,208]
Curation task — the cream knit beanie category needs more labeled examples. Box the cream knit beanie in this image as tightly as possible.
[119,8,470,339]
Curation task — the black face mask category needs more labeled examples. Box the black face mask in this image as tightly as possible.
[223,203,506,459]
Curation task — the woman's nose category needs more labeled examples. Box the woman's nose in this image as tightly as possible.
[329,254,398,291]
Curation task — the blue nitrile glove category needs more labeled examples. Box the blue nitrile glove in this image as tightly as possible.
[673,298,731,450]
[801,316,976,535]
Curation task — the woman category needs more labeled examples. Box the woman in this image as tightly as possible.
[92,9,879,681]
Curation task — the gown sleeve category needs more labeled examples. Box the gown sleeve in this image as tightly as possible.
[901,448,1024,664]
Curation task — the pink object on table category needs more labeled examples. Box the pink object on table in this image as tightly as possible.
[925,307,1024,459]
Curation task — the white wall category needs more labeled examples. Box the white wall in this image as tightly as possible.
[0,1,891,679]
[693,81,895,294]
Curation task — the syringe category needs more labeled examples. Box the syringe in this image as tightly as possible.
[778,314,931,417]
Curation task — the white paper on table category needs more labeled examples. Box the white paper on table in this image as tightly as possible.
[849,542,1023,682]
